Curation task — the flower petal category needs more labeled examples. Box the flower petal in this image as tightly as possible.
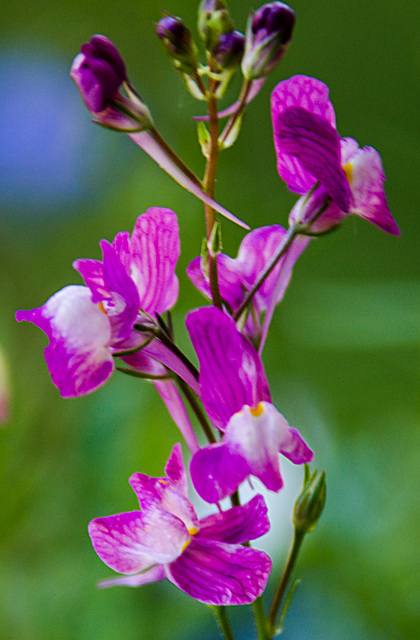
[186,307,271,430]
[153,382,200,454]
[186,254,245,311]
[197,494,270,544]
[141,340,200,396]
[341,139,400,235]
[259,235,310,353]
[16,285,114,397]
[274,106,350,211]
[98,564,166,589]
[190,440,250,504]
[74,240,140,344]
[279,427,314,464]
[192,402,312,501]
[271,75,336,127]
[225,402,312,490]
[129,445,199,531]
[89,508,190,572]
[129,208,180,315]
[166,537,272,605]
[271,75,336,194]
[237,224,300,311]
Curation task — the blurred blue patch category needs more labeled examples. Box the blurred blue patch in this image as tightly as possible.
[0,45,110,215]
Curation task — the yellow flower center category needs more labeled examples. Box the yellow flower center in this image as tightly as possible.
[342,162,353,184]
[98,301,107,314]
[250,402,264,417]
[181,527,199,551]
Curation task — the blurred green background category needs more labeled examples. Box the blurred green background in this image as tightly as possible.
[1,0,419,638]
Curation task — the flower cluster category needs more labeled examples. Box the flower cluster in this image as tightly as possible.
[17,1,398,635]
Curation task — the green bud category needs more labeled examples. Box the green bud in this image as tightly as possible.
[200,237,210,280]
[208,221,223,257]
[293,465,326,534]
[198,0,234,52]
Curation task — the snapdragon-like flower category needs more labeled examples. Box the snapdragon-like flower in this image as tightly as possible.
[16,208,193,397]
[271,74,400,234]
[89,444,272,605]
[187,307,313,503]
[71,35,248,229]
[187,225,307,342]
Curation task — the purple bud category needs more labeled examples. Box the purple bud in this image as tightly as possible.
[198,0,233,51]
[71,35,126,113]
[213,30,245,69]
[156,14,198,74]
[242,2,295,79]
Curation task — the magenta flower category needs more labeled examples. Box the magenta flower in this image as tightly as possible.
[72,35,127,113]
[16,208,185,397]
[271,75,400,234]
[187,225,307,342]
[89,444,272,605]
[186,307,313,503]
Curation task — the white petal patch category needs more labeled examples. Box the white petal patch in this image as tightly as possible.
[44,285,112,349]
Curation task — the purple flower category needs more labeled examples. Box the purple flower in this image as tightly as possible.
[16,208,183,397]
[72,35,126,113]
[271,75,400,234]
[187,225,307,342]
[242,3,295,80]
[71,37,248,229]
[186,307,313,503]
[89,444,272,605]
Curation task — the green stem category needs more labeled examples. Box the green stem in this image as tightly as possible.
[116,367,173,381]
[211,605,236,640]
[233,224,299,322]
[267,529,306,634]
[153,330,199,382]
[220,78,252,145]
[253,597,270,640]
[177,378,217,444]
[149,126,203,189]
[203,61,223,310]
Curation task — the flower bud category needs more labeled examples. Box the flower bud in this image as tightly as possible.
[293,466,326,534]
[198,0,234,51]
[242,2,295,80]
[71,35,126,113]
[213,30,245,69]
[71,36,153,132]
[156,14,198,75]
[289,186,344,235]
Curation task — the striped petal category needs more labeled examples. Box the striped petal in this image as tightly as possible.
[166,537,271,605]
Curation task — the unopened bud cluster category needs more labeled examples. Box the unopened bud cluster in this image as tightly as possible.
[155,0,295,97]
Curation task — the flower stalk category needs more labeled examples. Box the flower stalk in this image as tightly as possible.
[203,57,223,309]
[233,222,298,321]
[211,605,236,640]
[267,528,305,634]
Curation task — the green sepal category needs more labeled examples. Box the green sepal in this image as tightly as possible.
[219,111,243,149]
[197,121,210,158]
[208,221,222,257]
